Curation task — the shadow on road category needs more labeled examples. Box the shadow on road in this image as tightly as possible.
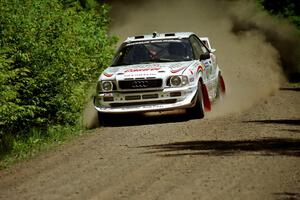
[273,192,300,200]
[280,129,300,134]
[280,87,300,92]
[245,119,300,126]
[102,111,191,127]
[138,138,300,157]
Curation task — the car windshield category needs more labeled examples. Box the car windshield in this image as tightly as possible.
[111,39,194,66]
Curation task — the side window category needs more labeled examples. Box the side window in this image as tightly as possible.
[190,35,208,59]
[202,40,209,49]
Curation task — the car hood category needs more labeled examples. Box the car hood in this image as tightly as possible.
[100,61,195,80]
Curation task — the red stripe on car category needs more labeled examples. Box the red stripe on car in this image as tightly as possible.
[171,66,186,73]
[104,73,113,77]
[197,65,204,72]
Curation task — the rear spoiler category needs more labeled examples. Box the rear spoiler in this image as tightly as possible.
[200,37,216,53]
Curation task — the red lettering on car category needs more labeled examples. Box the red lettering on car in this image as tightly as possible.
[125,67,160,73]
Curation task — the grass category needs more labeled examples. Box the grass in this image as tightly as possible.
[0,124,86,169]
[0,84,98,169]
[289,82,300,88]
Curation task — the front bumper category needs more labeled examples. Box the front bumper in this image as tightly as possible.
[94,85,197,113]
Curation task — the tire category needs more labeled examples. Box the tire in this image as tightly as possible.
[97,112,109,127]
[216,74,226,100]
[187,82,205,119]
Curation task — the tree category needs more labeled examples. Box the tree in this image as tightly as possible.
[0,0,116,153]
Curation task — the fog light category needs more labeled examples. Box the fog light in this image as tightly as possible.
[181,76,188,86]
[170,92,181,97]
[103,97,114,102]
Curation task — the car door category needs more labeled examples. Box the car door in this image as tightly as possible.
[200,37,218,85]
[189,35,215,97]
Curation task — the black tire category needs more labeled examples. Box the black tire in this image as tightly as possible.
[97,112,109,127]
[187,82,205,119]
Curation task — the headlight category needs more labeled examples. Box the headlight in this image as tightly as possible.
[170,76,181,86]
[102,81,113,92]
[170,76,189,87]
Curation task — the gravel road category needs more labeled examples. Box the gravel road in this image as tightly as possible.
[0,84,299,200]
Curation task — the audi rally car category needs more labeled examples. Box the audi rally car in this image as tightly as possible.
[94,32,225,122]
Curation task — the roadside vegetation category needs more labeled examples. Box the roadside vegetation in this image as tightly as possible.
[257,0,300,31]
[257,0,300,82]
[0,0,116,167]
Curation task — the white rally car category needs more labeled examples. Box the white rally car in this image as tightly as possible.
[94,32,225,123]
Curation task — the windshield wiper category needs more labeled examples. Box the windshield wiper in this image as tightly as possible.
[141,58,176,64]
[112,58,178,66]
[152,58,176,62]
[111,62,131,67]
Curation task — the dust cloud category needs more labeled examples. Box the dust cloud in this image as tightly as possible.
[83,99,99,129]
[84,0,298,127]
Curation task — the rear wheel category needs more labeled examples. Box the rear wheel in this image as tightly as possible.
[187,82,205,119]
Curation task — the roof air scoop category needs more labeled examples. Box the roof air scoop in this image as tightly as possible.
[134,35,144,39]
[165,33,175,37]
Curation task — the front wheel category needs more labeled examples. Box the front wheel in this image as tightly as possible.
[187,82,205,119]
[97,112,110,127]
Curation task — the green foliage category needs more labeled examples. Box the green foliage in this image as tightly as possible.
[258,0,300,29]
[0,125,82,168]
[0,0,116,154]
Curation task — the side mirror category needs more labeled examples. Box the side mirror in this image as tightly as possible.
[199,52,211,61]
[210,48,216,53]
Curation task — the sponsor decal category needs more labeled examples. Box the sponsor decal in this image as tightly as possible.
[124,67,161,73]
[197,65,204,73]
[126,39,182,46]
[170,66,187,73]
[103,73,113,77]
[189,69,194,75]
[211,53,216,62]
[203,60,212,68]
[103,93,113,96]
[124,73,157,77]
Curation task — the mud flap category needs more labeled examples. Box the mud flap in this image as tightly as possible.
[220,75,226,94]
[201,83,211,112]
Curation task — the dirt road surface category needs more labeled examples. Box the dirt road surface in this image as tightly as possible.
[1,0,300,199]
[0,85,299,199]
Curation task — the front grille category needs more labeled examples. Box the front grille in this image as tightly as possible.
[118,79,163,90]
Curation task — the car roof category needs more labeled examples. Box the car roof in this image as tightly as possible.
[124,32,195,43]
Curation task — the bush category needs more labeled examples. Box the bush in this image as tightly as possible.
[257,0,300,29]
[0,0,116,154]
